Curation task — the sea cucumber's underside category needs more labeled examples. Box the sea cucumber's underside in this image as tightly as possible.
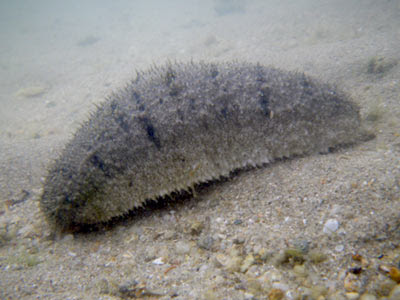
[40,62,370,231]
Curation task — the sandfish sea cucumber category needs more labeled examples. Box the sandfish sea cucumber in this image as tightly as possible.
[40,61,370,231]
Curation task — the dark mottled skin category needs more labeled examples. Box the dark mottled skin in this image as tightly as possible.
[40,62,370,231]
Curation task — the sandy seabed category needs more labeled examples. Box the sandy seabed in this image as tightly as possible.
[0,0,399,299]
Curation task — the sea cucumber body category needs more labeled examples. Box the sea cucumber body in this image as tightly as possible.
[40,62,365,231]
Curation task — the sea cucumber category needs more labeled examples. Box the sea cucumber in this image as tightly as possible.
[40,62,370,231]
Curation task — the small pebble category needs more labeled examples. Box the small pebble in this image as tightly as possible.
[62,234,74,243]
[240,254,255,273]
[97,278,110,294]
[268,288,284,300]
[202,289,218,300]
[175,241,191,255]
[189,221,204,235]
[344,273,360,292]
[246,278,264,295]
[272,282,289,291]
[323,219,339,234]
[225,256,242,273]
[310,285,328,299]
[197,236,214,250]
[389,284,400,300]
[359,293,377,300]
[152,257,164,265]
[198,263,209,273]
[345,292,360,300]
[233,235,246,244]
[257,248,272,262]
[262,270,282,283]
[233,219,242,225]
[292,239,310,254]
[293,264,307,278]
[377,278,397,296]
[244,292,254,300]
[335,244,345,252]
[68,251,77,257]
[163,230,176,240]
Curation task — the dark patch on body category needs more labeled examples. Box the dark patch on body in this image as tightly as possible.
[215,94,232,120]
[169,84,182,97]
[140,117,162,149]
[189,98,196,111]
[258,87,271,117]
[300,75,314,96]
[220,107,228,118]
[255,64,267,83]
[209,65,219,78]
[131,91,142,104]
[114,113,131,133]
[89,153,111,177]
[110,100,118,112]
[164,68,176,86]
[177,109,185,122]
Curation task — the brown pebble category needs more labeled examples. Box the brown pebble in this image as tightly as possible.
[389,267,400,283]
[189,221,204,235]
[352,253,363,262]
[268,288,284,300]
[351,182,358,189]
[377,279,397,297]
[344,273,361,292]
[346,292,360,300]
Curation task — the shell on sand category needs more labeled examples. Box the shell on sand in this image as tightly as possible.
[40,62,369,231]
